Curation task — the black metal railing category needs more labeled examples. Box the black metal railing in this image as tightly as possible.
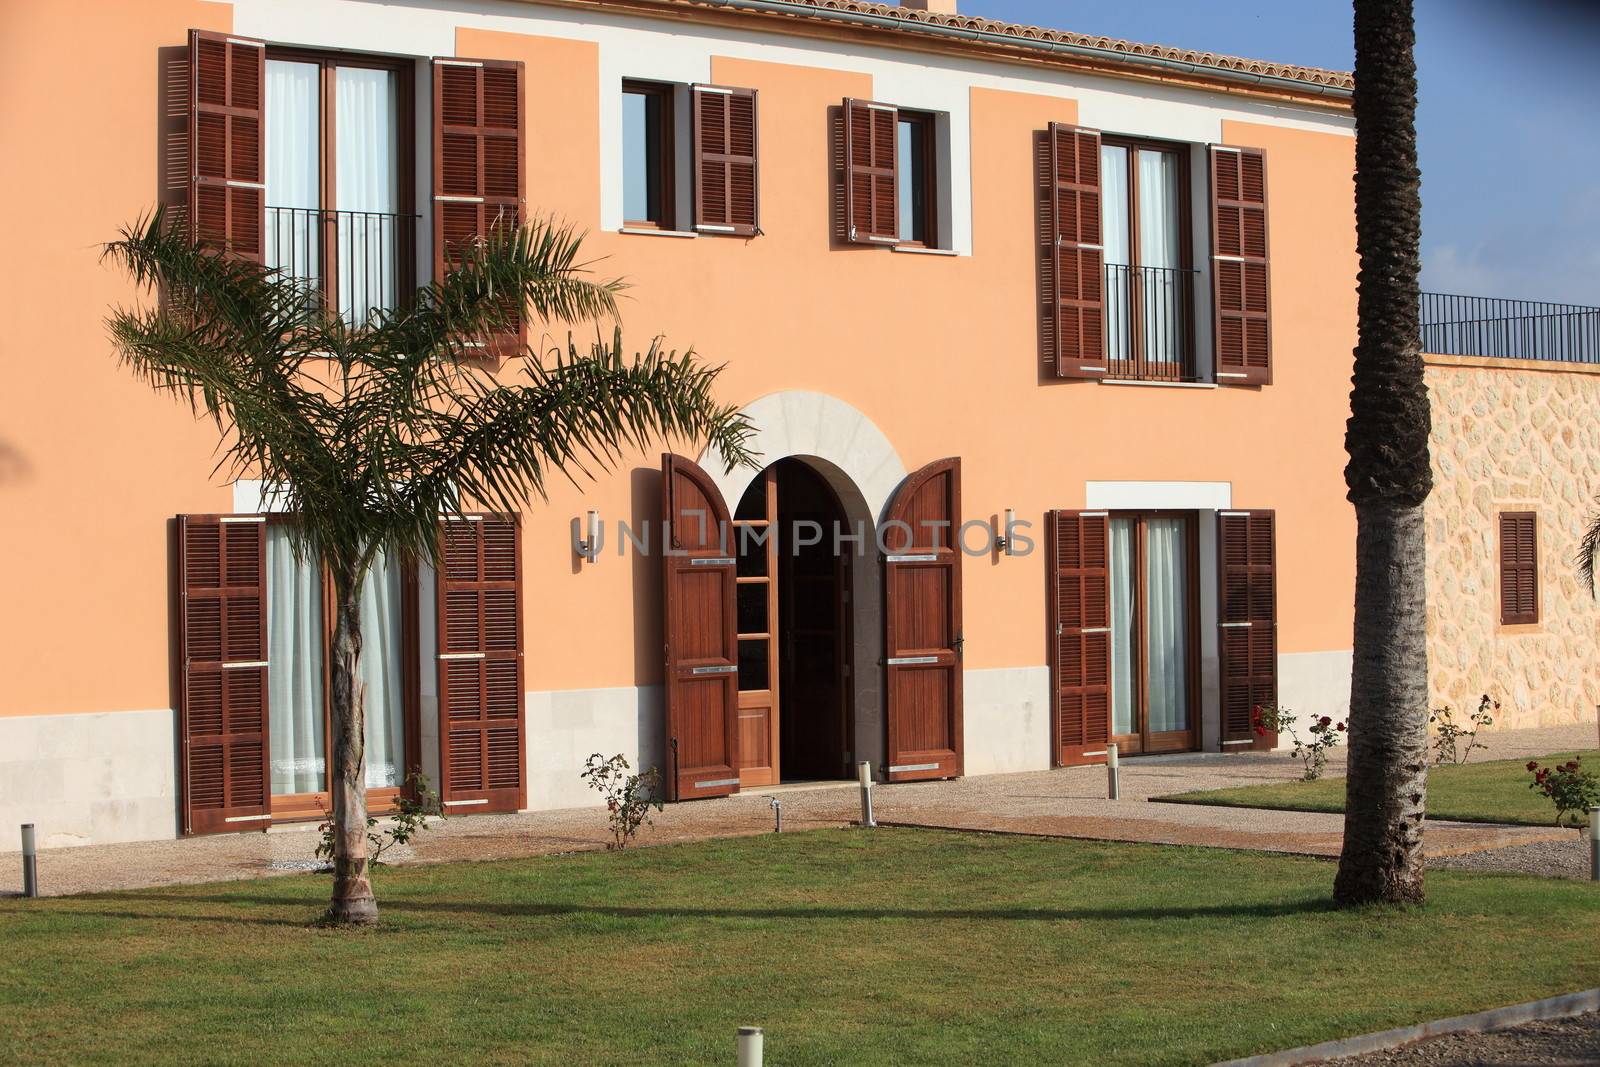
[1419,291,1600,363]
[266,206,418,326]
[1105,264,1200,382]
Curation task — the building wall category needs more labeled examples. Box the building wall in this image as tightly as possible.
[1425,354,1600,730]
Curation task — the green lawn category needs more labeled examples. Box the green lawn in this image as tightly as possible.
[1159,750,1597,827]
[1,829,1596,1066]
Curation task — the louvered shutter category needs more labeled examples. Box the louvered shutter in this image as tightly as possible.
[662,454,741,801]
[1048,511,1111,766]
[185,30,265,261]
[178,515,271,834]
[840,98,898,245]
[883,458,964,782]
[1499,512,1539,625]
[692,85,759,237]
[1210,146,1271,385]
[433,58,526,358]
[436,514,525,813]
[1218,510,1277,750]
[1040,124,1106,379]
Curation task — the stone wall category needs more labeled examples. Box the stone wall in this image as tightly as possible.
[1425,354,1600,730]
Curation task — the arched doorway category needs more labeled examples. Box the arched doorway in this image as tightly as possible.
[733,458,855,784]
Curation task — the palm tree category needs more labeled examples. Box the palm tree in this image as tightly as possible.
[1335,0,1433,906]
[104,213,754,925]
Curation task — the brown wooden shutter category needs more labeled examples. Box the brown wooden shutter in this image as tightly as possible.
[178,515,271,834]
[432,57,526,358]
[1039,123,1106,378]
[840,98,898,245]
[436,514,525,813]
[1048,510,1112,766]
[1499,512,1539,625]
[661,454,741,801]
[1218,510,1277,750]
[883,458,964,782]
[186,30,265,261]
[1210,146,1271,385]
[692,85,759,237]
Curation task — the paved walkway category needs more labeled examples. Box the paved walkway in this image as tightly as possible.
[2,723,1590,897]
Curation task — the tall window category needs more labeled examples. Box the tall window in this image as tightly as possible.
[623,80,675,228]
[896,110,937,247]
[264,51,414,324]
[1499,511,1539,625]
[1108,513,1196,753]
[1101,138,1192,378]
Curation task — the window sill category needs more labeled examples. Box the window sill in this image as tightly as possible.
[892,244,959,257]
[619,226,697,239]
[1100,378,1217,389]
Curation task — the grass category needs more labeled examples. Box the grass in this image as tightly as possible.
[2,830,1598,1065]
[1159,750,1598,828]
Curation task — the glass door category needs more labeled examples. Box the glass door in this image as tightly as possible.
[1108,512,1197,754]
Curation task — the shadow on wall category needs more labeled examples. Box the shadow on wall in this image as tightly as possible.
[630,465,664,686]
[0,440,31,485]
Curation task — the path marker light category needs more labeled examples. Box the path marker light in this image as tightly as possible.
[1589,806,1598,882]
[1107,743,1121,800]
[20,824,38,898]
[737,1026,764,1067]
[857,761,877,827]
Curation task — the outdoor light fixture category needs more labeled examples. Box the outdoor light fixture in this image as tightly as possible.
[574,509,601,563]
[997,508,1018,556]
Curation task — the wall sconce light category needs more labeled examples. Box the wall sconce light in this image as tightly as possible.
[997,508,1018,556]
[574,509,601,563]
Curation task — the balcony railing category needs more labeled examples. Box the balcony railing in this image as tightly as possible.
[265,206,418,326]
[1420,291,1600,364]
[1105,263,1200,382]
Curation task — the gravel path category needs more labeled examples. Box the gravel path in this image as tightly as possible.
[1324,1011,1600,1065]
[1430,835,1592,880]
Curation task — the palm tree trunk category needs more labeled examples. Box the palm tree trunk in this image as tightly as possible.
[1336,0,1432,906]
[325,566,377,925]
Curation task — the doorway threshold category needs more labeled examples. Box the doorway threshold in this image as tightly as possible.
[761,779,859,795]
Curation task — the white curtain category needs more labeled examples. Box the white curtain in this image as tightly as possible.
[265,60,321,290]
[1108,517,1136,737]
[1100,144,1131,361]
[267,527,326,795]
[1145,517,1190,733]
[336,67,398,324]
[1137,149,1183,363]
[359,548,407,789]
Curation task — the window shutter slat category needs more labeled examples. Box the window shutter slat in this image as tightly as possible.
[840,98,898,245]
[1218,510,1277,749]
[1210,146,1272,385]
[432,57,526,358]
[1041,123,1106,379]
[692,85,759,236]
[186,30,265,262]
[1049,510,1111,766]
[1499,512,1539,625]
[436,515,525,812]
[178,514,271,835]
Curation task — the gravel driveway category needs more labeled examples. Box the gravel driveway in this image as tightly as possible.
[1324,1011,1600,1065]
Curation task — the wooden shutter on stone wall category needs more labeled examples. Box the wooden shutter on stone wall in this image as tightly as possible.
[1048,510,1111,766]
[186,30,265,261]
[1040,124,1106,378]
[1499,512,1539,625]
[1210,146,1271,385]
[433,57,526,357]
[840,98,898,245]
[178,515,271,835]
[1218,510,1277,750]
[692,85,759,236]
[436,515,525,813]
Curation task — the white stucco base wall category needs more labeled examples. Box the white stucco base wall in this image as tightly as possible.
[1276,650,1354,750]
[961,666,1052,775]
[524,685,666,811]
[0,709,178,852]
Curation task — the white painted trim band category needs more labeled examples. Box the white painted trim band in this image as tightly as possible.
[435,194,485,203]
[1222,739,1253,746]
[220,515,266,524]
[444,798,489,806]
[888,762,940,773]
[222,660,268,670]
[434,59,483,68]
[695,778,741,789]
[227,37,265,47]
[438,652,486,661]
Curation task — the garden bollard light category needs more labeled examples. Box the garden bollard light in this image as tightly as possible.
[1107,743,1121,800]
[766,796,782,834]
[857,761,877,827]
[21,824,38,898]
[1589,806,1599,882]
[737,1026,764,1067]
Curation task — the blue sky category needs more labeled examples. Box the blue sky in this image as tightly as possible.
[963,0,1600,306]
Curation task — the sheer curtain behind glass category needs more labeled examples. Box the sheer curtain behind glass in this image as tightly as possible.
[1109,517,1136,736]
[1137,150,1182,363]
[265,61,320,292]
[359,548,406,788]
[336,67,398,324]
[1145,517,1190,733]
[267,527,326,795]
[1101,144,1130,362]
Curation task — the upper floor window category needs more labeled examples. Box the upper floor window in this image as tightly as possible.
[264,50,415,324]
[622,79,676,229]
[1101,137,1194,381]
[896,109,938,247]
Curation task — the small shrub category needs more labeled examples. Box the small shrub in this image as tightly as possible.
[582,753,664,851]
[1525,758,1599,830]
[317,772,444,870]
[1430,693,1497,765]
[1253,705,1346,781]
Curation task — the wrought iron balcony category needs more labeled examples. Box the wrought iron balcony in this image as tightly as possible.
[1420,291,1600,364]
[265,206,418,327]
[1104,263,1201,383]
